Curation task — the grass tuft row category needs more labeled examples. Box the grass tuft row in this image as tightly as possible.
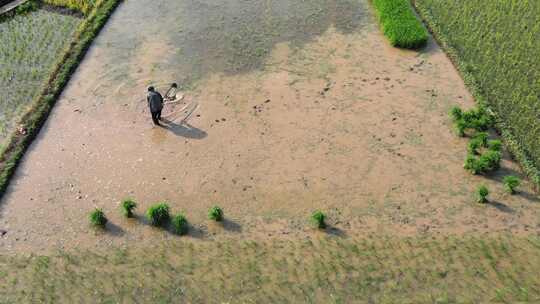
[371,0,428,49]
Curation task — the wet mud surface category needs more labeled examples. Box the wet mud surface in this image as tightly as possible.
[1,0,539,253]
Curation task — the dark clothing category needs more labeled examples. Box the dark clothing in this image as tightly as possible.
[147,91,164,113]
[151,110,162,125]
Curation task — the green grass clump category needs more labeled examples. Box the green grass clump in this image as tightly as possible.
[146,203,170,226]
[43,0,96,15]
[450,106,493,137]
[503,176,521,194]
[311,210,327,229]
[479,150,502,171]
[89,208,107,227]
[477,185,489,204]
[488,140,502,152]
[171,213,189,235]
[371,0,428,49]
[467,137,483,155]
[464,150,502,175]
[414,0,540,186]
[208,206,224,222]
[120,199,137,218]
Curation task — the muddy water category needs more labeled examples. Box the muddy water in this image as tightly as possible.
[97,0,368,87]
[1,0,539,253]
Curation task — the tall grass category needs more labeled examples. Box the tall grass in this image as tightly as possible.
[371,0,428,49]
[413,0,540,187]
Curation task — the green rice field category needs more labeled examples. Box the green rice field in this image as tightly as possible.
[1,236,539,303]
[413,0,540,178]
[0,8,80,147]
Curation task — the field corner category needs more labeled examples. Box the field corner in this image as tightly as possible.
[410,0,540,191]
[0,0,123,200]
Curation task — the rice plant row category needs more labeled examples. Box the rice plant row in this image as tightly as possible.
[371,0,428,49]
[0,9,81,145]
[413,0,540,183]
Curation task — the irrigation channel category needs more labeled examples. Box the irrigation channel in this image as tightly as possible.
[1,0,539,253]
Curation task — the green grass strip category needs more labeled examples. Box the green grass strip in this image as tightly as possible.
[0,0,122,199]
[371,0,428,49]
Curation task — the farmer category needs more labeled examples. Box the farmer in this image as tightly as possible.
[147,86,164,126]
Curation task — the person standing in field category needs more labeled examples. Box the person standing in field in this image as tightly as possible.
[147,86,164,126]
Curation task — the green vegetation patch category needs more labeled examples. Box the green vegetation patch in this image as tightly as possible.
[413,0,540,186]
[208,206,223,222]
[371,0,428,49]
[146,203,170,226]
[120,198,137,218]
[0,8,81,144]
[1,236,539,302]
[89,208,107,227]
[43,0,96,15]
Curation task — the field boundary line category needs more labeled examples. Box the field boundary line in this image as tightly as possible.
[411,0,540,190]
[0,0,123,200]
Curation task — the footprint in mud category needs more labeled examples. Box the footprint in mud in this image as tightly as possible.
[252,99,271,115]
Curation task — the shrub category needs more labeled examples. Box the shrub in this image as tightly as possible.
[121,199,137,218]
[89,208,107,227]
[171,213,188,235]
[146,203,170,226]
[372,0,428,49]
[311,210,327,229]
[503,176,521,194]
[208,206,224,222]
[477,185,489,204]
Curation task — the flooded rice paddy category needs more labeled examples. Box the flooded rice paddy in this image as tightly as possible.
[0,0,539,253]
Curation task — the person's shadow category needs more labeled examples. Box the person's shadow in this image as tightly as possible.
[160,119,207,139]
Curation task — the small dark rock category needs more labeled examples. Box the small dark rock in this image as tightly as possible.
[0,230,7,236]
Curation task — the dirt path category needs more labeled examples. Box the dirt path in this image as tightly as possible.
[1,0,539,253]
